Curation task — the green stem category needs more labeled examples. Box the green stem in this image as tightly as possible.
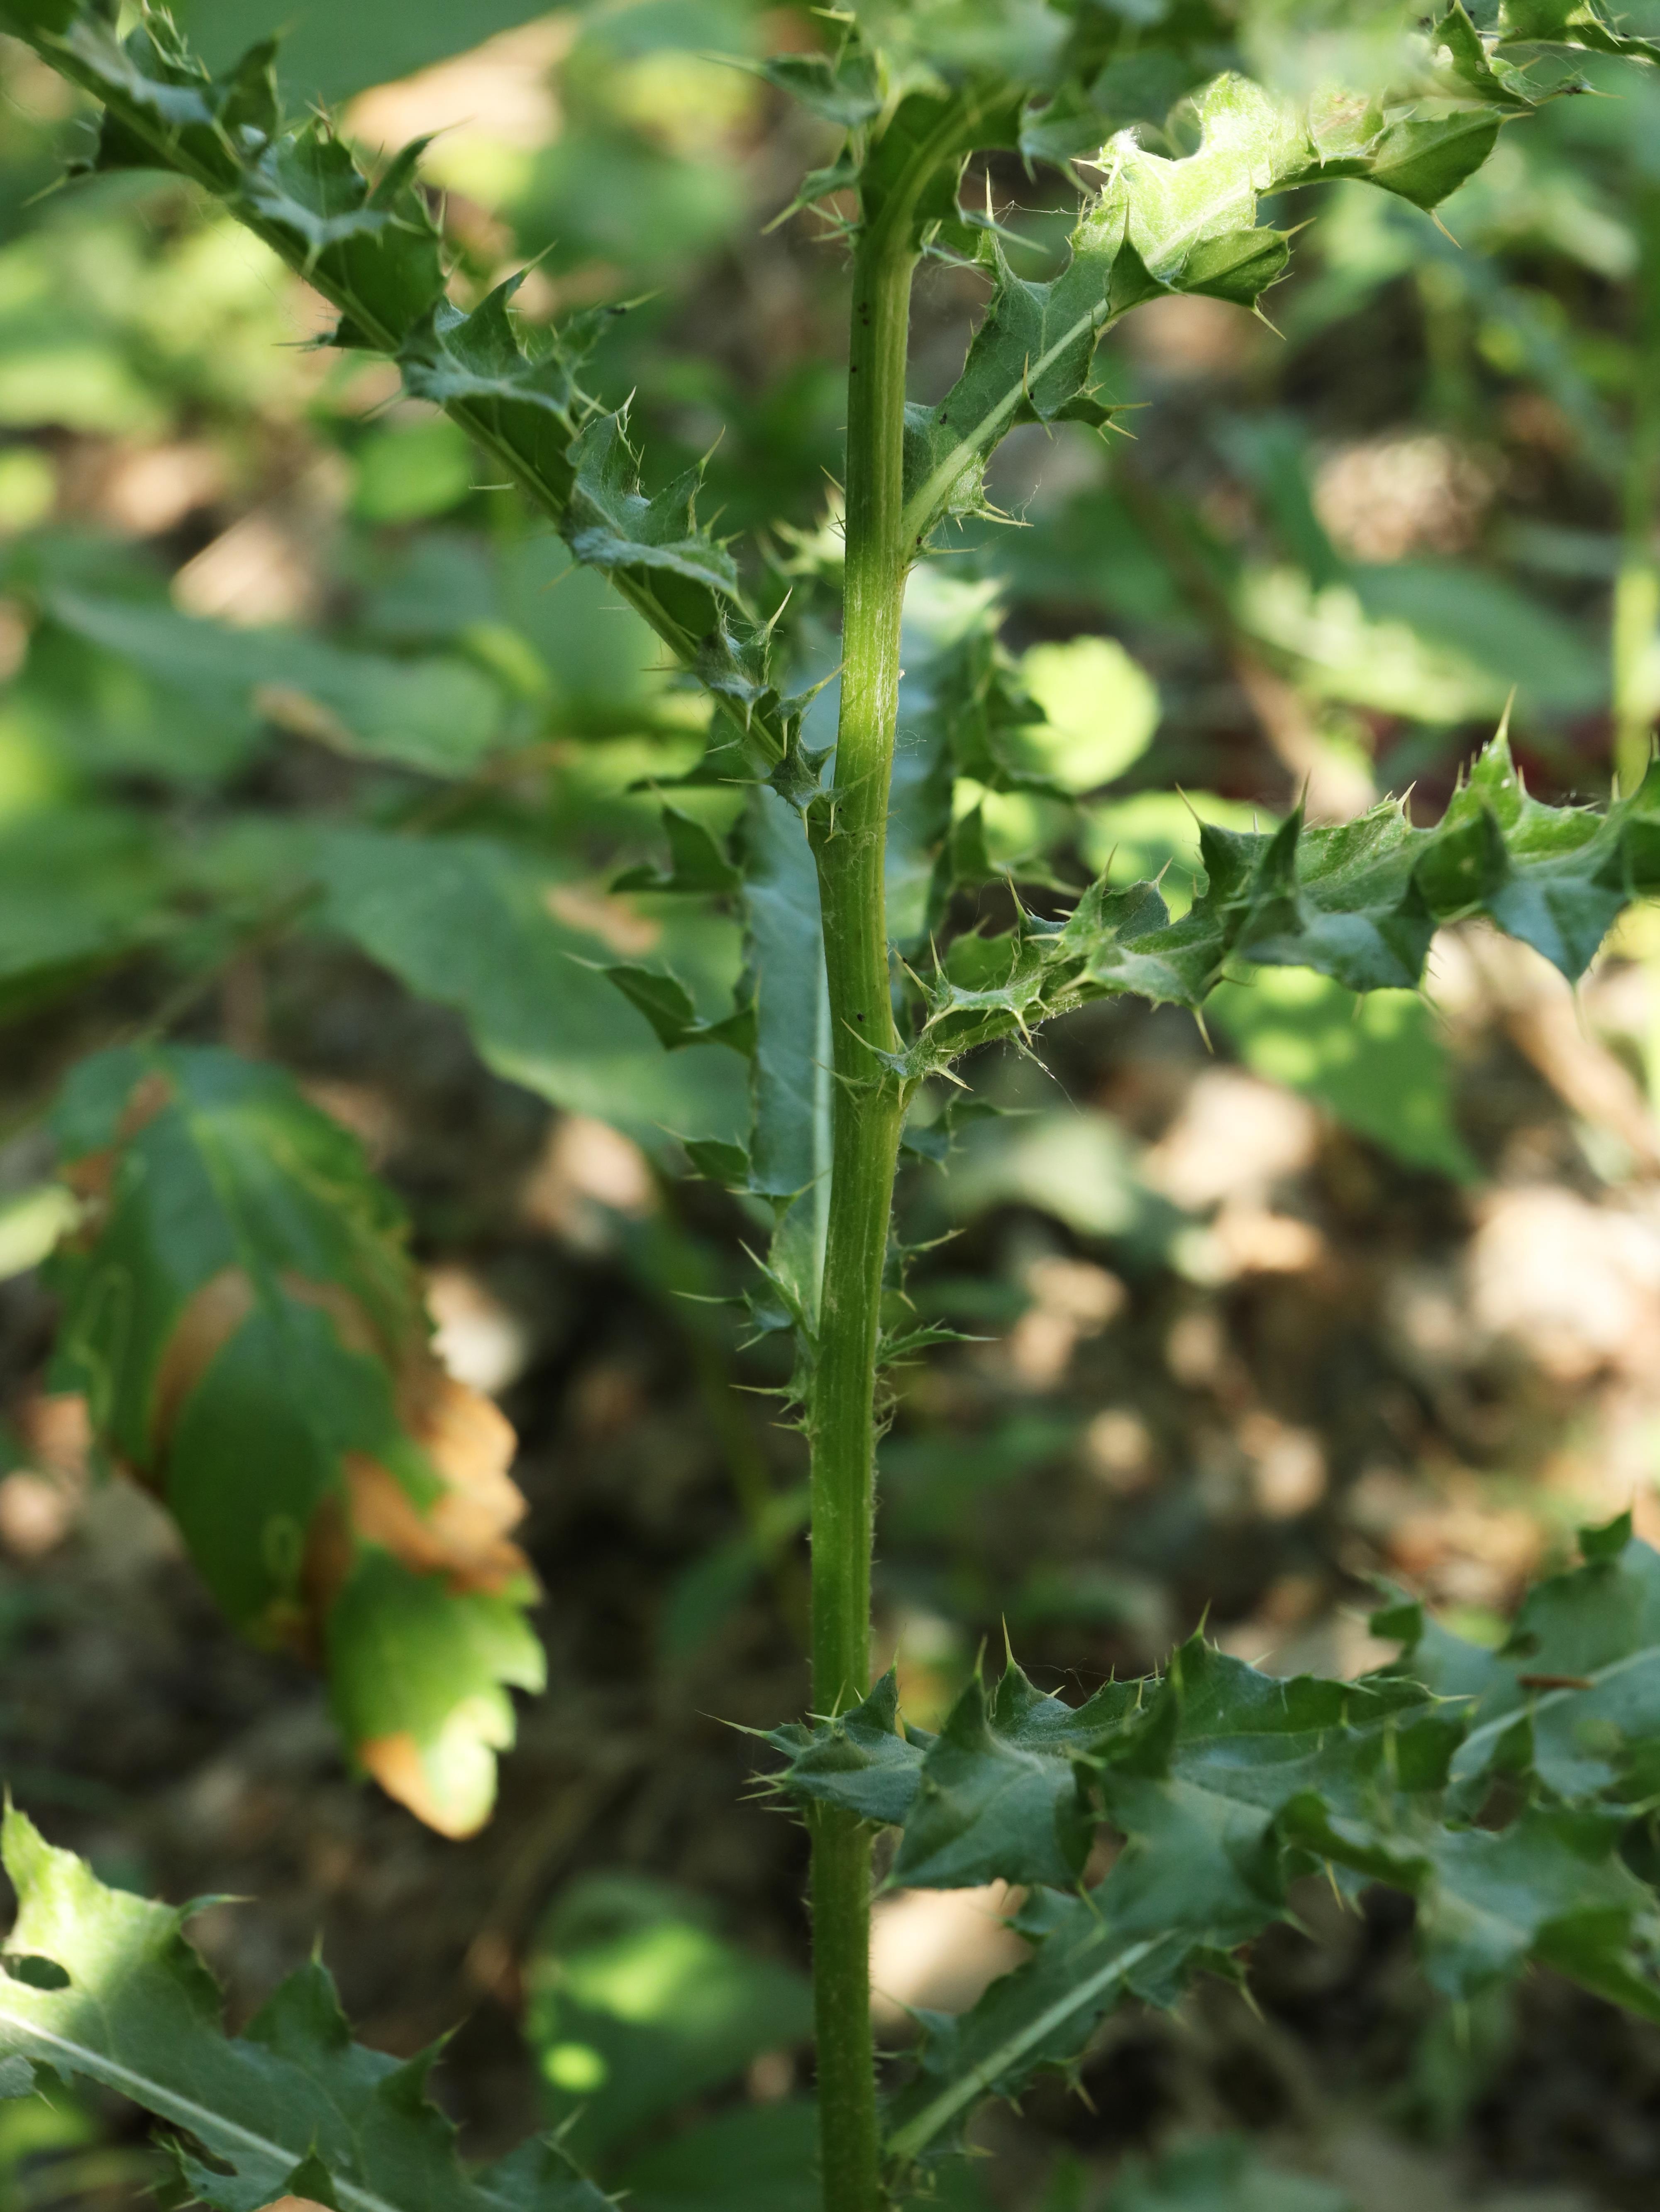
[1615,180,1660,797]
[806,216,917,2212]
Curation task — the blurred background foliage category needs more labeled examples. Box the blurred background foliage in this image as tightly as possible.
[6,1,1660,2208]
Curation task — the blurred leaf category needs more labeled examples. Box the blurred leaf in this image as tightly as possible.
[509,125,746,283]
[0,1808,611,2210]
[0,807,175,1015]
[44,591,510,778]
[944,1108,1192,1261]
[881,1417,1079,1543]
[657,1489,807,1660]
[178,0,559,103]
[351,414,476,524]
[1016,635,1160,794]
[1103,2136,1354,2212]
[1237,562,1604,723]
[615,2101,820,2212]
[1209,966,1479,1181]
[614,807,742,896]
[1354,562,1605,718]
[307,827,749,1146]
[525,1874,812,2167]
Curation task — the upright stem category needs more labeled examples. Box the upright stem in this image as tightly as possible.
[806,217,916,2212]
[1615,181,1660,797]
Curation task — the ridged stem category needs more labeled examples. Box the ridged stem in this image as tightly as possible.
[806,217,916,2212]
[1615,181,1660,798]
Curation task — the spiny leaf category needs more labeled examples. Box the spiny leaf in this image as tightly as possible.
[1485,0,1660,66]
[890,1663,1139,1888]
[883,1902,1181,2167]
[0,2,794,771]
[759,45,883,128]
[0,1808,613,2212]
[397,280,614,510]
[603,964,756,1057]
[46,1045,543,1836]
[734,785,834,1349]
[564,415,741,600]
[1387,1513,1660,1812]
[768,1659,1136,1871]
[612,808,742,898]
[900,71,1504,548]
[884,729,1660,1084]
[774,1537,1660,2173]
[766,1669,931,1827]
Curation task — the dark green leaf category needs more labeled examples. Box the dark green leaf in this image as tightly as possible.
[0,1809,611,2212]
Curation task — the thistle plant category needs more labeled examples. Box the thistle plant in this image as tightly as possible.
[5,5,1660,2211]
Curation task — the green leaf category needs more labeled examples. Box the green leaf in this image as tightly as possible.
[870,1638,1456,2172]
[899,71,1505,550]
[0,807,175,1017]
[0,4,797,773]
[397,282,609,516]
[613,807,742,897]
[351,416,475,525]
[1392,1517,1660,1811]
[890,1664,1134,1890]
[176,0,564,105]
[1087,1643,1449,1955]
[0,1807,612,2212]
[1237,562,1604,726]
[0,1183,80,1282]
[679,1136,752,1189]
[774,1554,1660,2169]
[46,1044,543,1835]
[884,1898,1178,2169]
[616,2101,820,2212]
[1489,0,1660,67]
[887,577,972,942]
[1208,967,1479,1182]
[766,1669,931,1827]
[326,1553,544,1843]
[305,828,749,1148]
[523,1875,811,2168]
[1102,2136,1355,2212]
[603,964,756,1057]
[886,728,1660,1082]
[740,785,833,1329]
[761,46,882,127]
[46,591,508,780]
